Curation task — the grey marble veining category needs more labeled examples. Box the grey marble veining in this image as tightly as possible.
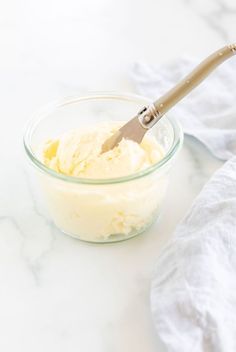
[186,0,236,41]
[0,0,235,351]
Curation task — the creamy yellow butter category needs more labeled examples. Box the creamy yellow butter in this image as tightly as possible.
[38,122,167,241]
[41,122,164,179]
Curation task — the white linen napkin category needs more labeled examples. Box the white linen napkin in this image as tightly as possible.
[131,58,236,351]
[131,58,236,160]
[151,156,236,352]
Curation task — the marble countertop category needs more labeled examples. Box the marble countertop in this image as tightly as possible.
[0,0,235,351]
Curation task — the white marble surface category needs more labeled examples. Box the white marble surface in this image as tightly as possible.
[0,0,235,351]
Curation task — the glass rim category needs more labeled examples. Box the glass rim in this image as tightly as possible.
[23,92,184,185]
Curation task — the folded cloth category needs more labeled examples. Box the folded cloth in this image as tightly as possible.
[151,156,236,352]
[131,58,236,352]
[131,58,236,160]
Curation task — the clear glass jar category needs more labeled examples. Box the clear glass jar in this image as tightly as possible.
[23,93,183,243]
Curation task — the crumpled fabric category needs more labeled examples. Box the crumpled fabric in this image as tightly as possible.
[132,57,236,351]
[151,156,236,352]
[131,58,236,160]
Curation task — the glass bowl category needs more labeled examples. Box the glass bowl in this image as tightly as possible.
[23,92,183,243]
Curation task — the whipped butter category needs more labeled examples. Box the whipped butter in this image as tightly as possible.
[41,122,163,179]
[39,122,168,241]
